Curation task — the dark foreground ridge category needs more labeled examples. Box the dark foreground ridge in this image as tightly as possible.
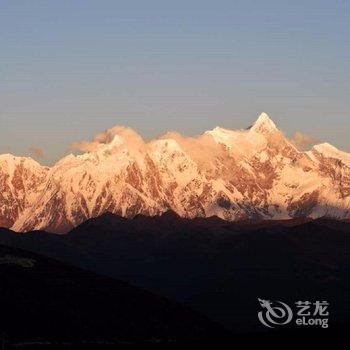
[0,244,229,346]
[1,212,350,337]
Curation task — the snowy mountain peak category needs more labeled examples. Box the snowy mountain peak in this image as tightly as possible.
[207,126,236,139]
[211,126,230,134]
[108,134,125,147]
[250,112,278,133]
[313,142,338,153]
[312,142,350,167]
[0,153,47,172]
[2,112,350,233]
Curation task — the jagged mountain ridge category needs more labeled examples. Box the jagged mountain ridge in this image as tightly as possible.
[1,112,350,233]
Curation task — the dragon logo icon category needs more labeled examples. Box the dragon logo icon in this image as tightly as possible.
[258,298,293,328]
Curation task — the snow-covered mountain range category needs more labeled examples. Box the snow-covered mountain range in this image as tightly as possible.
[1,113,350,233]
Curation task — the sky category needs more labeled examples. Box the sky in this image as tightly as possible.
[1,0,349,164]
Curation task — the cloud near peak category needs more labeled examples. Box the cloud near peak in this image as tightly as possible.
[290,131,319,151]
[28,146,44,158]
[70,123,322,158]
[70,125,145,153]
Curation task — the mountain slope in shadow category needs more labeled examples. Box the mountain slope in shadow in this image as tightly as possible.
[1,212,350,334]
[0,244,229,346]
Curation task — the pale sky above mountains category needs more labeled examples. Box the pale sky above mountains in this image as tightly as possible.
[1,0,349,164]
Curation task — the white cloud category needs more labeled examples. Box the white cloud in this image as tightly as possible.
[290,131,319,151]
[28,146,44,158]
[70,126,145,152]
